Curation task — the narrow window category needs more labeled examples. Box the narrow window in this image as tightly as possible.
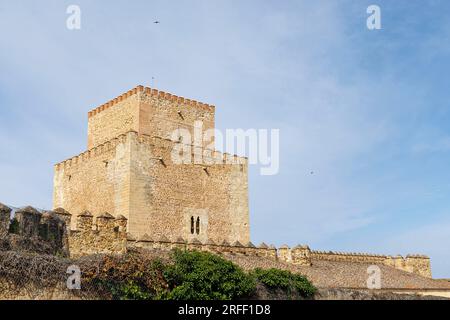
[190,216,195,234]
[196,217,200,235]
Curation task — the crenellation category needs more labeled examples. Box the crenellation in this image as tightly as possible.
[114,215,127,232]
[0,202,433,277]
[15,206,42,238]
[55,129,249,168]
[76,211,93,231]
[96,212,115,231]
[233,240,243,247]
[48,85,435,280]
[0,203,12,237]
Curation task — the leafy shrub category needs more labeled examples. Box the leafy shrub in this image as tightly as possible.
[80,250,315,300]
[162,249,256,300]
[252,268,316,298]
[101,277,152,300]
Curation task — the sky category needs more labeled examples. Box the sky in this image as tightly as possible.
[0,1,450,278]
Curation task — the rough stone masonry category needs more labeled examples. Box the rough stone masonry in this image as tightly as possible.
[53,85,250,244]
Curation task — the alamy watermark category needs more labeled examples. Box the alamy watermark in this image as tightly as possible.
[367,5,381,30]
[366,265,382,289]
[66,5,81,30]
[170,121,280,176]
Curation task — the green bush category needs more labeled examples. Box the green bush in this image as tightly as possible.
[82,250,316,300]
[162,249,256,300]
[105,278,152,300]
[252,268,316,298]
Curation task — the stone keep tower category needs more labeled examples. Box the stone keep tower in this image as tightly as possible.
[53,85,250,244]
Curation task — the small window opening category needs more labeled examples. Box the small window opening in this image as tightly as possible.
[196,217,200,235]
[190,216,195,234]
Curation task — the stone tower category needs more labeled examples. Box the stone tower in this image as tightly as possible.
[53,85,250,244]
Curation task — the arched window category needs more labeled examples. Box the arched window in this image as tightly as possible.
[196,217,200,235]
[190,216,195,234]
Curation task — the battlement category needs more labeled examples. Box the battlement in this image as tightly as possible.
[0,203,69,255]
[87,85,215,119]
[68,211,128,257]
[129,236,280,261]
[127,240,431,277]
[54,131,130,170]
[54,131,247,170]
[0,202,434,278]
[308,248,431,278]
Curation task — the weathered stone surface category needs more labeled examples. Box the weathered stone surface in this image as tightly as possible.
[53,86,249,245]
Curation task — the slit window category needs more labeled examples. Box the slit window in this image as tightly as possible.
[190,216,195,234]
[196,217,200,235]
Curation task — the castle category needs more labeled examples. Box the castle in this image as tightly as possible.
[53,85,249,244]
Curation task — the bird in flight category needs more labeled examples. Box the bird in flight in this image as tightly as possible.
[154,21,160,24]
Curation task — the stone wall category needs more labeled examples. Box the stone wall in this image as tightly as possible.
[0,203,434,279]
[127,240,431,278]
[384,254,432,278]
[54,131,249,244]
[87,85,215,149]
[0,204,68,255]
[0,204,126,258]
[129,237,278,261]
[308,249,431,278]
[128,134,249,243]
[68,211,127,258]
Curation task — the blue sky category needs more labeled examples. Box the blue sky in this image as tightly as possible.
[1,1,450,277]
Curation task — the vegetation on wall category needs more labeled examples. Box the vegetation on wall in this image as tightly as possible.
[162,249,256,300]
[0,248,316,300]
[82,249,315,300]
[252,268,317,299]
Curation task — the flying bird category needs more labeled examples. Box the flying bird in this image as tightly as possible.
[154,21,160,24]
